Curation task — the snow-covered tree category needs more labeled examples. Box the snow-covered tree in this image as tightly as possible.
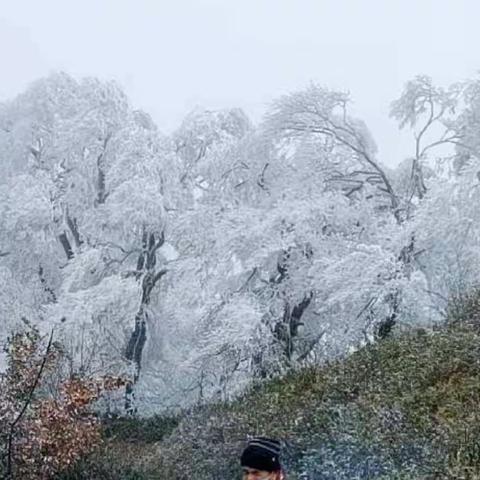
[0,74,169,412]
[390,75,463,208]
[144,88,427,407]
[3,72,479,413]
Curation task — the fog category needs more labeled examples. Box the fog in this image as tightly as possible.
[1,0,478,165]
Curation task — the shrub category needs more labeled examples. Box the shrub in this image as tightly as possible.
[103,413,179,444]
[57,413,180,480]
[0,323,123,479]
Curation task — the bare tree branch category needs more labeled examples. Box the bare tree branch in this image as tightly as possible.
[6,330,54,479]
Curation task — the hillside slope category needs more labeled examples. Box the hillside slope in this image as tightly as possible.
[63,323,480,479]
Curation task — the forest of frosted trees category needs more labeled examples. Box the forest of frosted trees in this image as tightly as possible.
[1,72,480,414]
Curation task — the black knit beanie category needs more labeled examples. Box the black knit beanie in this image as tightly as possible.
[240,436,282,472]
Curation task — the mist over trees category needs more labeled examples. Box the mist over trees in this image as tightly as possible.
[1,72,480,413]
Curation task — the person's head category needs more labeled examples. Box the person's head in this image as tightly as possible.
[240,437,284,480]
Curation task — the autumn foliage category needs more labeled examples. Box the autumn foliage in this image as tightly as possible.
[0,324,123,480]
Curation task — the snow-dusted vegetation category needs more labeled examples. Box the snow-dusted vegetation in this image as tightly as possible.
[2,70,480,477]
[2,73,480,407]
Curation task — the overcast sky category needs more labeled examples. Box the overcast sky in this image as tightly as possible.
[0,0,478,166]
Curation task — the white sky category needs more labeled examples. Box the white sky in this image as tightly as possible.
[0,0,478,166]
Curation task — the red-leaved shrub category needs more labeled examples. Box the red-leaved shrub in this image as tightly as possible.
[0,324,123,479]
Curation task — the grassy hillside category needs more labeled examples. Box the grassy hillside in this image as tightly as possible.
[61,321,480,479]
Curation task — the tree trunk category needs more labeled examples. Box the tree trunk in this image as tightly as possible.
[58,231,74,260]
[66,212,82,248]
[124,230,166,413]
[95,134,111,207]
